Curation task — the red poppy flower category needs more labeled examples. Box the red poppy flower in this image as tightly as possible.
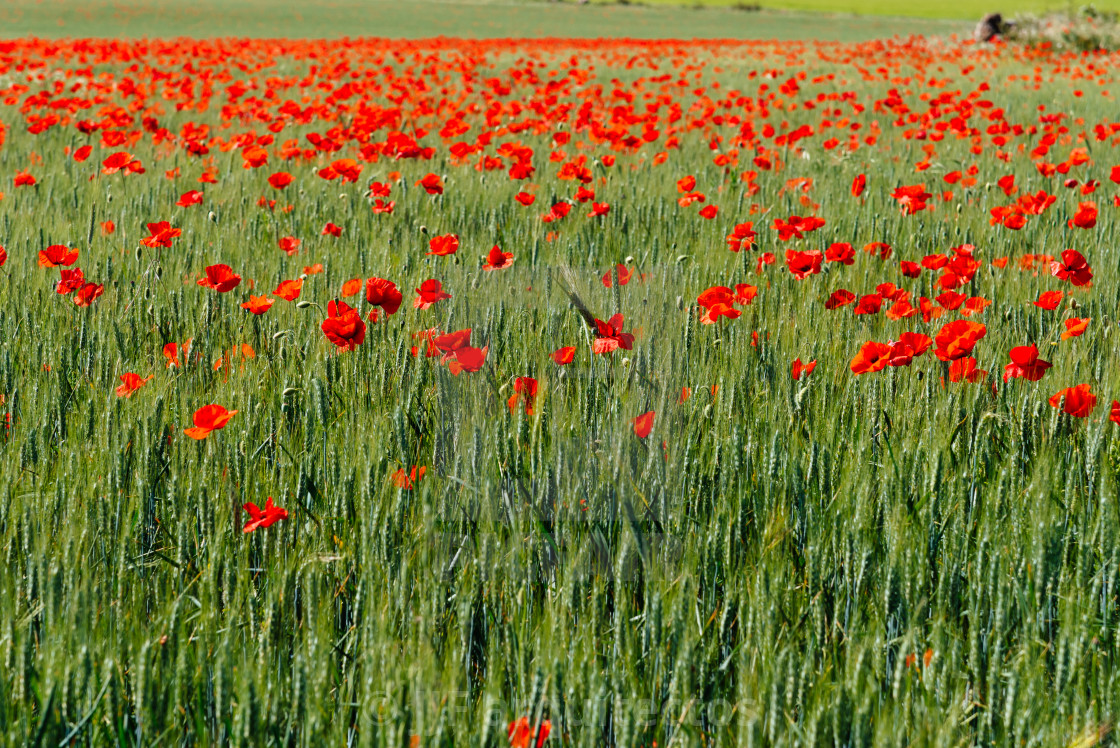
[791,358,817,380]
[278,236,301,255]
[73,145,92,162]
[140,221,181,248]
[589,202,611,218]
[935,291,966,311]
[38,244,79,267]
[115,373,153,398]
[891,184,932,214]
[947,357,987,384]
[888,332,933,367]
[321,222,342,237]
[698,204,719,219]
[1003,344,1051,382]
[825,289,856,310]
[483,245,514,270]
[898,260,921,278]
[417,173,444,194]
[1049,384,1097,418]
[507,376,538,415]
[1033,290,1063,310]
[428,234,459,256]
[1061,317,1090,340]
[592,314,635,354]
[242,497,288,533]
[14,171,36,187]
[853,294,882,315]
[432,328,472,357]
[304,264,325,275]
[508,717,551,748]
[850,341,893,375]
[366,277,403,317]
[697,286,734,310]
[176,190,204,207]
[184,404,238,439]
[274,279,303,301]
[851,173,866,197]
[1068,201,1097,229]
[934,320,986,362]
[392,465,427,490]
[825,242,855,265]
[735,284,758,305]
[448,346,488,375]
[1050,249,1092,286]
[197,264,242,293]
[72,282,104,307]
[632,411,655,438]
[725,222,758,253]
[162,340,192,369]
[601,263,632,288]
[960,297,991,317]
[100,152,141,175]
[515,192,535,206]
[1111,400,1120,425]
[321,300,366,350]
[241,295,274,314]
[551,346,576,365]
[371,199,395,214]
[56,267,85,294]
[413,279,451,309]
[267,171,293,189]
[677,176,696,193]
[785,249,823,280]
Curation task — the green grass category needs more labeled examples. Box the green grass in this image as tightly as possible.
[2,25,1120,748]
[0,0,969,40]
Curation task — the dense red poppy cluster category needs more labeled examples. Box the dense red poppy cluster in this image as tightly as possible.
[2,33,1120,543]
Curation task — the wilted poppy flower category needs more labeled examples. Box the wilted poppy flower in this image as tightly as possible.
[140,221,181,248]
[115,373,153,398]
[184,404,238,439]
[274,279,303,301]
[1050,249,1092,286]
[791,358,816,380]
[1049,384,1097,418]
[73,282,104,307]
[197,264,242,293]
[56,267,85,294]
[414,279,451,309]
[592,314,635,354]
[242,497,288,533]
[1003,345,1051,382]
[785,249,823,280]
[241,295,274,314]
[321,300,366,350]
[392,465,427,490]
[162,340,192,369]
[483,245,514,270]
[417,173,444,194]
[366,277,403,317]
[267,172,293,189]
[507,377,538,415]
[39,244,79,267]
[1062,317,1090,340]
[278,236,301,255]
[551,346,576,365]
[850,341,893,374]
[934,320,986,361]
[508,717,551,748]
[428,234,459,256]
[632,411,655,438]
[1033,290,1063,310]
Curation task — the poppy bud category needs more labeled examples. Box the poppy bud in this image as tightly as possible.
[106,193,113,203]
[339,194,346,200]
[419,225,428,234]
[282,387,299,396]
[208,211,217,222]
[296,300,312,308]
[621,358,630,367]
[676,296,684,310]
[625,255,634,264]
[676,255,689,264]
[299,274,308,281]
[135,247,142,261]
[272,330,289,340]
[155,265,162,279]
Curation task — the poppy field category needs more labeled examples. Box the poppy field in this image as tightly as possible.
[3,31,1120,746]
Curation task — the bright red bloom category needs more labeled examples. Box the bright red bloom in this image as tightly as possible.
[428,234,459,256]
[73,145,92,162]
[366,277,403,316]
[825,242,855,265]
[1049,384,1097,418]
[267,171,294,189]
[197,264,242,293]
[1068,201,1097,229]
[274,279,303,301]
[785,249,823,280]
[825,289,856,310]
[853,294,882,315]
[632,411,655,438]
[1003,345,1051,382]
[321,300,366,350]
[791,358,817,380]
[1061,317,1090,340]
[483,245,514,270]
[14,171,36,187]
[101,151,143,175]
[515,192,535,206]
[140,221,181,248]
[414,279,451,309]
[891,184,932,214]
[551,346,576,365]
[508,718,551,748]
[241,295,274,314]
[448,346,488,375]
[115,373,153,398]
[392,465,427,490]
[725,222,757,252]
[850,341,893,374]
[507,377,539,415]
[417,173,444,194]
[698,204,719,219]
[947,357,987,384]
[601,263,632,287]
[589,201,611,218]
[278,236,301,255]
[592,314,635,354]
[432,329,472,357]
[934,320,986,362]
[242,497,288,533]
[1050,249,1092,286]
[56,267,85,294]
[1033,290,1063,310]
[184,404,238,439]
[1111,401,1120,425]
[899,261,921,278]
[176,190,204,207]
[851,173,866,197]
[340,278,362,297]
[38,244,79,267]
[72,282,104,307]
[321,222,343,237]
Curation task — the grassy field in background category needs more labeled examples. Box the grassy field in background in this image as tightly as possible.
[3,7,1120,748]
[0,0,969,40]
